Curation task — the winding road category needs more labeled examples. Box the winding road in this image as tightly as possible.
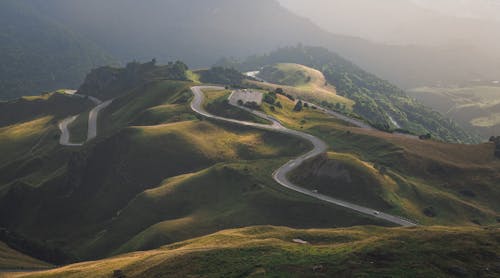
[58,94,113,146]
[191,86,417,227]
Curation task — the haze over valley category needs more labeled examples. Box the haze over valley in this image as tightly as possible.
[0,1,498,277]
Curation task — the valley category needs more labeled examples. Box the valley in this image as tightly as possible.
[0,49,498,278]
[1,1,499,276]
[408,85,500,140]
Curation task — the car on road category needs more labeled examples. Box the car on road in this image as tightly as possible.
[373,211,380,215]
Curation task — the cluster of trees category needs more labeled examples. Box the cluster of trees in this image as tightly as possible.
[262,90,283,110]
[199,67,245,86]
[489,136,500,158]
[236,99,260,110]
[78,60,189,99]
[274,88,295,102]
[216,45,478,143]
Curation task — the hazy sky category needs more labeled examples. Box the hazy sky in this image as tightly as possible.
[411,0,500,20]
[278,0,500,45]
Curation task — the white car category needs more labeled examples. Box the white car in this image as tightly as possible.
[373,211,380,215]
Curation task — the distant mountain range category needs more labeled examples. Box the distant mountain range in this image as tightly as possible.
[1,0,498,100]
[0,1,112,99]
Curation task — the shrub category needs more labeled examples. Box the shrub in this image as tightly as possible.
[293,100,303,112]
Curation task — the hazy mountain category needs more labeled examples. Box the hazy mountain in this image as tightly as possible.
[0,1,112,100]
[279,0,500,47]
[23,0,500,88]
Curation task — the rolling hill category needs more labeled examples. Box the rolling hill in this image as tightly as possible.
[255,89,500,226]
[0,241,51,270]
[223,46,479,143]
[0,61,498,271]
[251,63,354,108]
[0,62,386,263]
[5,225,499,277]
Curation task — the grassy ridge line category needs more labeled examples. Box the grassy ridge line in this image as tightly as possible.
[0,241,52,270]
[248,63,354,109]
[7,225,499,277]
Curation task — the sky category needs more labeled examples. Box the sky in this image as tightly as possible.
[278,0,500,45]
[411,0,500,20]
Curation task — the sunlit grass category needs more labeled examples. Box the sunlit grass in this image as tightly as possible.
[249,63,354,109]
[11,225,499,277]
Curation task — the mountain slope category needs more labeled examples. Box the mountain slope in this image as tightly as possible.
[224,46,479,143]
[23,0,500,88]
[0,1,112,100]
[0,241,51,270]
[0,63,384,262]
[408,85,500,140]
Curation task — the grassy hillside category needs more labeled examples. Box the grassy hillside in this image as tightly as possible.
[254,63,353,108]
[0,1,112,100]
[0,68,385,262]
[252,91,500,226]
[0,92,93,128]
[7,225,499,277]
[219,46,479,143]
[202,88,270,124]
[1,62,498,267]
[79,159,384,259]
[0,241,51,270]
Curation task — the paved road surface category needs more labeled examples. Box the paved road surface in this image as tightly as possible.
[87,99,113,141]
[58,115,83,146]
[58,93,113,146]
[191,86,417,227]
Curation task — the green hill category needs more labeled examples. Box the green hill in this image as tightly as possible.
[0,1,112,100]
[1,61,498,269]
[251,63,354,108]
[0,92,94,128]
[0,64,383,263]
[219,46,480,143]
[0,241,51,270]
[7,225,499,277]
[254,91,500,226]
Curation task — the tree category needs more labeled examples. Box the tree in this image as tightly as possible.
[263,93,276,105]
[419,133,432,140]
[275,101,282,109]
[293,100,303,112]
[303,102,309,108]
[237,99,244,106]
[275,88,284,94]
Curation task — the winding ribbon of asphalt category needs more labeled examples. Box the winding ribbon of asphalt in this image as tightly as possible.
[191,86,417,227]
[58,95,113,146]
